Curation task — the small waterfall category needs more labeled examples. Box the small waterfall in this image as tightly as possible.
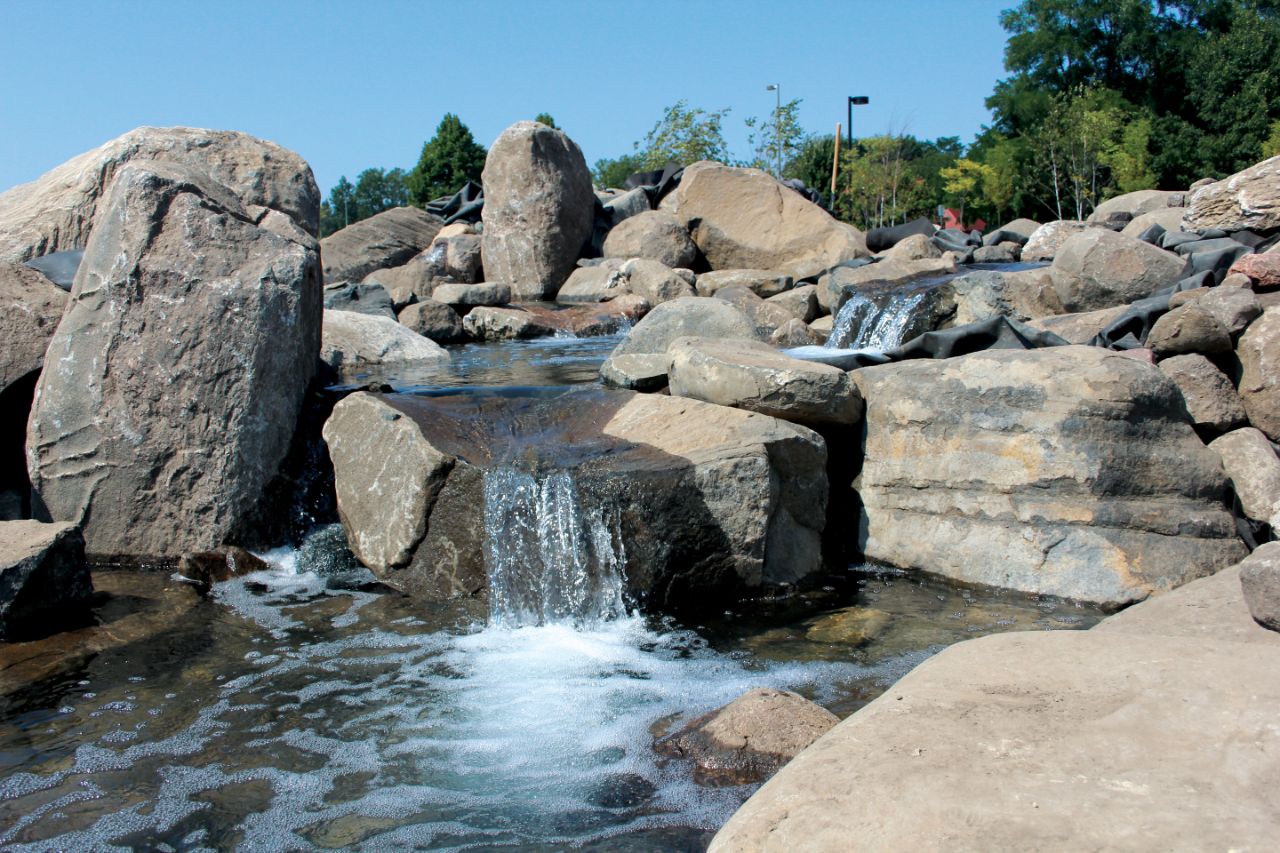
[826,291,927,350]
[483,467,628,628]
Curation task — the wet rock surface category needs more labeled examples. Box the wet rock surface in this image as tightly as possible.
[0,521,91,640]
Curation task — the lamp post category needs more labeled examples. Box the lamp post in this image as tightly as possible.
[765,84,781,178]
[847,95,869,148]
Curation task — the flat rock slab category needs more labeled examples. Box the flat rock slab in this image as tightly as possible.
[322,388,827,611]
[321,309,449,377]
[0,520,90,640]
[851,346,1245,606]
[668,337,862,426]
[714,565,1280,853]
[320,206,443,283]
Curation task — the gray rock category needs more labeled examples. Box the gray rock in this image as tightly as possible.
[710,580,1280,853]
[808,315,833,343]
[676,162,867,277]
[0,262,66,395]
[982,217,1040,245]
[1239,541,1280,630]
[0,520,90,640]
[462,306,559,341]
[321,207,444,283]
[1159,354,1247,433]
[1088,189,1185,224]
[600,353,671,391]
[556,261,630,303]
[882,233,942,262]
[943,269,1065,326]
[27,163,321,559]
[1147,303,1233,356]
[431,282,513,310]
[668,337,862,426]
[1196,285,1262,336]
[601,297,762,383]
[851,346,1246,607]
[321,309,449,376]
[654,688,838,786]
[621,258,696,305]
[1237,306,1280,442]
[1025,305,1129,343]
[362,253,439,301]
[481,122,595,300]
[602,210,697,269]
[398,299,464,343]
[322,281,396,320]
[769,318,822,347]
[1184,154,1280,232]
[602,186,650,225]
[1052,228,1186,312]
[972,242,1020,263]
[1209,427,1280,530]
[1121,208,1189,237]
[421,232,483,284]
[322,389,828,608]
[1021,219,1088,262]
[0,126,321,262]
[765,284,819,323]
[712,286,797,338]
[695,269,793,299]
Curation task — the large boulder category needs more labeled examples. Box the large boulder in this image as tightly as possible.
[26,163,321,559]
[668,337,862,426]
[322,389,828,610]
[1184,154,1280,232]
[320,206,444,283]
[481,121,595,300]
[0,126,321,262]
[621,258,696,305]
[711,567,1280,853]
[601,210,697,269]
[0,520,91,640]
[940,269,1064,327]
[675,162,867,277]
[713,286,798,339]
[1209,427,1280,530]
[1051,228,1186,312]
[320,309,449,377]
[654,688,838,786]
[851,346,1245,607]
[0,262,66,395]
[1236,306,1280,442]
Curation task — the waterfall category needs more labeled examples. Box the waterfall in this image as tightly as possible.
[482,467,628,628]
[826,291,927,350]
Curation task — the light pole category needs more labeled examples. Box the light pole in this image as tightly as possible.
[766,83,781,178]
[847,95,869,148]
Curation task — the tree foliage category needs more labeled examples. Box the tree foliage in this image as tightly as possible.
[320,168,412,237]
[635,100,732,169]
[534,113,558,129]
[592,153,644,189]
[406,113,488,205]
[744,98,806,175]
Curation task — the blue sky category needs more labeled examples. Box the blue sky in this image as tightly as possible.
[0,1,1013,197]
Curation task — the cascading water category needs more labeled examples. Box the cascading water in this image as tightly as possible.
[483,467,628,627]
[826,291,927,350]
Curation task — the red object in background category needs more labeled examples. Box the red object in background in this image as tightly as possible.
[942,208,986,233]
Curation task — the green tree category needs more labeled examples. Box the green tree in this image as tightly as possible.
[940,159,992,225]
[1102,114,1158,194]
[353,167,410,220]
[320,176,356,236]
[1262,119,1280,158]
[636,100,732,168]
[979,137,1023,223]
[743,98,805,176]
[785,135,838,194]
[407,113,488,205]
[592,153,644,188]
[836,135,935,229]
[534,112,558,129]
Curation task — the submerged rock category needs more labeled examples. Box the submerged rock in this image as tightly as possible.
[654,688,838,786]
[851,346,1245,607]
[27,163,321,560]
[0,520,91,640]
[322,388,828,612]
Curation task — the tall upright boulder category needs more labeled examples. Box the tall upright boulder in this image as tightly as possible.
[26,163,321,559]
[676,162,867,277]
[481,121,594,300]
[0,126,321,262]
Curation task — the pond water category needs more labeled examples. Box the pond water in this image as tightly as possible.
[0,315,1102,851]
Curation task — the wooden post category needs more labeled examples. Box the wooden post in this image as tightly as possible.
[831,123,842,199]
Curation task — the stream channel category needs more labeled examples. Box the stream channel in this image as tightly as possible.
[0,304,1100,850]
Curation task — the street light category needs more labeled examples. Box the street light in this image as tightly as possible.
[766,84,781,178]
[847,95,869,147]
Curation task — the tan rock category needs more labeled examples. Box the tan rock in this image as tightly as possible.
[0,262,66,394]
[1209,427,1280,529]
[601,210,697,269]
[1235,306,1280,441]
[321,207,444,283]
[1184,154,1280,232]
[1159,354,1248,433]
[1021,219,1087,261]
[1051,228,1186,312]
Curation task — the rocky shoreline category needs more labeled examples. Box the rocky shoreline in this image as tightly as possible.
[1,121,1278,847]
